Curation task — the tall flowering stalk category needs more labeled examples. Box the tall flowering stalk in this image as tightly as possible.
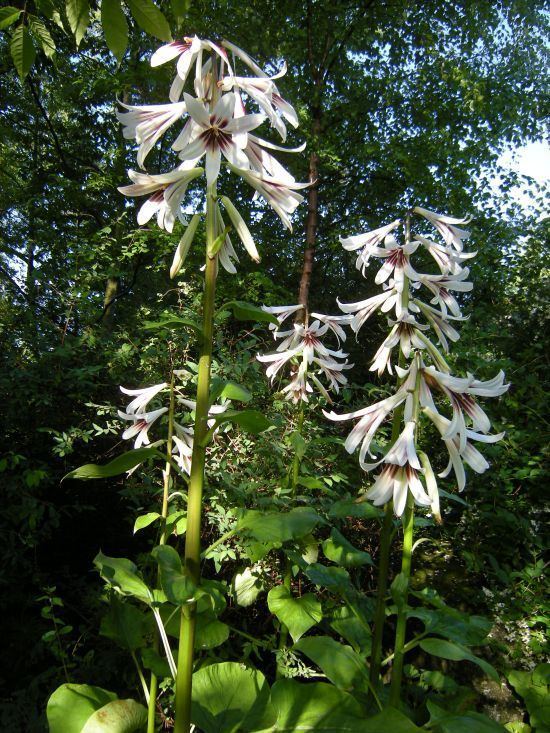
[326,207,508,704]
[117,35,306,733]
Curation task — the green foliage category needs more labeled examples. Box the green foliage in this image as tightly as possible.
[507,664,550,731]
[46,684,117,733]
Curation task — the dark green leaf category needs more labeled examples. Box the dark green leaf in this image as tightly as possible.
[191,662,275,733]
[267,585,322,642]
[195,611,229,650]
[208,409,273,435]
[323,528,373,567]
[269,679,366,731]
[330,606,372,655]
[294,636,370,692]
[66,0,90,46]
[408,606,492,646]
[99,598,150,651]
[63,447,163,480]
[305,563,353,594]
[151,544,195,605]
[10,25,36,81]
[209,378,252,404]
[328,499,383,520]
[142,313,203,335]
[171,0,189,21]
[427,701,507,732]
[419,638,499,682]
[101,0,128,61]
[124,0,171,41]
[238,506,323,544]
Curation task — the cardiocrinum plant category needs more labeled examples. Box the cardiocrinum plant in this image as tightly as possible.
[46,35,307,733]
[326,206,509,705]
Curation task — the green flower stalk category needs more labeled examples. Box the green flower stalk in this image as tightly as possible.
[327,207,509,703]
[117,34,306,732]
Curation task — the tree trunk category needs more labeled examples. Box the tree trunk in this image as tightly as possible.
[297,113,321,317]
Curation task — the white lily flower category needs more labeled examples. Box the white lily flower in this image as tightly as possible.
[177,93,265,185]
[415,235,476,274]
[369,315,429,375]
[118,166,203,233]
[340,220,401,275]
[337,289,399,333]
[117,101,187,169]
[262,303,305,333]
[413,206,471,251]
[364,464,431,517]
[258,317,352,403]
[232,166,309,230]
[118,407,168,449]
[413,299,465,352]
[419,268,473,317]
[172,425,194,475]
[244,134,305,183]
[120,382,168,414]
[423,406,505,491]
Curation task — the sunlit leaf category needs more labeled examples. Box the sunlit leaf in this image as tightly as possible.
[66,0,90,46]
[46,683,117,733]
[101,0,128,61]
[419,638,499,682]
[10,25,36,80]
[81,699,148,732]
[267,585,322,642]
[63,447,163,480]
[124,0,171,41]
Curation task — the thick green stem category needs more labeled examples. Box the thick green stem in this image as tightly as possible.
[173,186,218,733]
[276,406,305,678]
[148,369,176,733]
[389,493,415,707]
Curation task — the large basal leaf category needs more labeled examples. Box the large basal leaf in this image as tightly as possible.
[305,563,353,594]
[191,662,275,733]
[419,638,499,682]
[99,597,151,651]
[94,552,153,604]
[268,679,366,731]
[427,701,507,732]
[65,0,90,46]
[507,664,550,731]
[294,636,370,693]
[46,683,117,733]
[209,377,252,404]
[101,0,128,61]
[195,611,230,650]
[220,300,279,325]
[10,25,36,80]
[322,528,373,568]
[409,606,492,646]
[267,585,322,642]
[328,498,383,520]
[64,447,163,480]
[151,544,195,605]
[124,0,171,41]
[238,506,323,544]
[80,699,148,732]
[330,606,372,655]
[362,708,424,732]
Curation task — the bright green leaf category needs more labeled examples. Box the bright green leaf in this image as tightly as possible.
[195,611,229,650]
[124,0,171,41]
[28,16,56,57]
[46,683,117,733]
[10,25,36,81]
[101,0,128,62]
[328,498,383,520]
[220,300,279,325]
[294,636,370,692]
[232,567,262,607]
[209,378,252,404]
[133,512,161,534]
[81,699,148,732]
[191,662,275,733]
[94,552,153,603]
[0,7,22,30]
[267,585,322,642]
[238,506,323,544]
[66,0,90,46]
[507,664,550,730]
[208,408,272,435]
[323,528,373,567]
[63,447,163,480]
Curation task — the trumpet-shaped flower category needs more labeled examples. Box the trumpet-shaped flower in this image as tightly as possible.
[414,206,471,251]
[118,166,203,233]
[340,220,401,275]
[364,464,431,517]
[120,382,168,414]
[177,93,265,185]
[117,101,187,169]
[233,166,309,230]
[118,407,168,449]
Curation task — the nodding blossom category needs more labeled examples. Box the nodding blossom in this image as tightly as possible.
[257,304,353,403]
[117,35,307,272]
[327,208,509,516]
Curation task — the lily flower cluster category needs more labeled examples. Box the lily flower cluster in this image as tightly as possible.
[117,381,226,474]
[117,35,308,275]
[326,207,509,517]
[257,303,353,403]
